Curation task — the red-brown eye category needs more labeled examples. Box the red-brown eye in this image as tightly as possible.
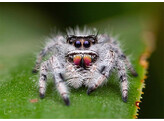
[75,41,81,48]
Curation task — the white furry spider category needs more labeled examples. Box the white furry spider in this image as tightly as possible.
[32,27,138,106]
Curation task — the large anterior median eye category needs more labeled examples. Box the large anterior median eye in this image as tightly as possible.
[75,41,81,48]
[83,41,90,48]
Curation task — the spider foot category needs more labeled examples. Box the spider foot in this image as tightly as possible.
[40,93,45,99]
[122,95,128,103]
[32,69,38,74]
[132,72,138,77]
[63,97,70,106]
[87,87,96,95]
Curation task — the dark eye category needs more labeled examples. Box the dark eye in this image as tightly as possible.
[68,37,76,44]
[68,39,73,44]
[75,41,81,48]
[89,37,96,44]
[84,41,90,48]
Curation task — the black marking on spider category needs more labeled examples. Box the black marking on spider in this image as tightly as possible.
[41,74,47,81]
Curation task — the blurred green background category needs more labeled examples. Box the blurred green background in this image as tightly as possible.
[0,2,163,118]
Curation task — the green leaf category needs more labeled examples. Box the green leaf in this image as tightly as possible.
[0,8,151,118]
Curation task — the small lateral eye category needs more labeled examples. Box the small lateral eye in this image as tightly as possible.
[69,37,76,44]
[67,36,76,44]
[68,40,73,44]
[75,41,81,48]
[89,37,96,44]
[84,41,90,48]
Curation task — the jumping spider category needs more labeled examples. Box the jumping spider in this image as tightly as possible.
[32,27,138,106]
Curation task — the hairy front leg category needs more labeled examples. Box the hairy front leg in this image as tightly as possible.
[50,55,70,106]
[39,60,49,98]
[87,50,115,95]
[86,71,107,95]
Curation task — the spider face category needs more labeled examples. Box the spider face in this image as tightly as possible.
[66,35,98,69]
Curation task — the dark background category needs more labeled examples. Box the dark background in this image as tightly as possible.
[0,2,164,118]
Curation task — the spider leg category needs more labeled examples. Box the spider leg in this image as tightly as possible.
[32,36,65,73]
[116,58,128,102]
[87,50,115,95]
[111,39,138,77]
[33,48,47,74]
[39,60,49,98]
[120,54,138,77]
[33,40,57,73]
[87,72,107,95]
[50,55,70,106]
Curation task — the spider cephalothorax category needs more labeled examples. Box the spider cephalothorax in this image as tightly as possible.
[32,27,138,106]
